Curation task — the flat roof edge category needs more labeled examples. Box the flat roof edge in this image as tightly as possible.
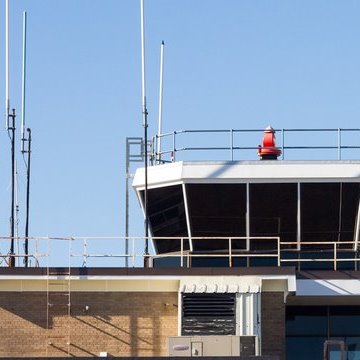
[0,267,295,277]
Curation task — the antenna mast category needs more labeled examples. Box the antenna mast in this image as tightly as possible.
[157,41,164,163]
[9,109,16,267]
[24,129,31,267]
[21,11,27,152]
[5,0,10,130]
[14,161,19,267]
[140,0,149,259]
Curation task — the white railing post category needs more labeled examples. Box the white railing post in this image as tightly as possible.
[337,128,341,160]
[180,237,184,268]
[277,237,281,267]
[229,237,232,267]
[132,238,136,267]
[172,131,176,162]
[83,238,88,268]
[334,242,337,271]
[230,129,234,161]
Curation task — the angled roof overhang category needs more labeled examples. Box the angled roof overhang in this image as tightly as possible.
[133,160,360,190]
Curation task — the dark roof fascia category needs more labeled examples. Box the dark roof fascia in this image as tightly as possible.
[0,267,295,277]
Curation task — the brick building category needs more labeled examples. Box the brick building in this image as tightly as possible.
[0,268,290,359]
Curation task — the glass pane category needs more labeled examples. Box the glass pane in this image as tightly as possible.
[187,184,246,251]
[250,183,297,245]
[286,306,328,336]
[346,337,360,359]
[330,307,360,336]
[286,336,326,360]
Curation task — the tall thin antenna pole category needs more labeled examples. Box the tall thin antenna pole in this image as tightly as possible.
[125,143,130,268]
[140,0,149,259]
[24,128,31,267]
[14,160,19,267]
[21,11,27,152]
[5,0,10,130]
[157,41,164,163]
[9,109,16,267]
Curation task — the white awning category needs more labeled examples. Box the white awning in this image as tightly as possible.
[180,276,261,293]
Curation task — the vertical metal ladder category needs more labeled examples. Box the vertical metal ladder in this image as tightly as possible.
[46,239,71,356]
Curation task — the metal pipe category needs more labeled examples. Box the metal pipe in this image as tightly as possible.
[21,11,27,152]
[140,0,146,127]
[5,0,10,130]
[337,128,341,160]
[246,183,250,251]
[125,140,130,267]
[172,131,176,161]
[297,182,301,251]
[14,160,19,266]
[157,41,164,163]
[24,128,31,267]
[9,109,16,267]
[140,0,149,259]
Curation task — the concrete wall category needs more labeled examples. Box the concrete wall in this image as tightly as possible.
[0,292,178,357]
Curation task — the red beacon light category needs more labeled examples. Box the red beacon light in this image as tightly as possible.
[257,126,282,160]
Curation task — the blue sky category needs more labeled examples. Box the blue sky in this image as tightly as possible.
[1,1,360,265]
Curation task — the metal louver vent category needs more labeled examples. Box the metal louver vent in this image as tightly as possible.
[182,293,236,335]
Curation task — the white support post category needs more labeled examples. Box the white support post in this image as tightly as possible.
[182,183,193,251]
[157,41,164,162]
[353,198,360,251]
[297,182,301,250]
[246,183,250,251]
[178,291,182,336]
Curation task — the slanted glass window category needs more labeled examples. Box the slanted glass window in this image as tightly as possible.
[140,185,188,253]
[187,184,246,251]
[250,183,297,249]
[301,183,360,245]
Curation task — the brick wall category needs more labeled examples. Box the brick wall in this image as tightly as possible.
[261,292,285,360]
[0,292,178,357]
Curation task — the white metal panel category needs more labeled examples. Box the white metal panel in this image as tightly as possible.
[133,161,360,190]
[132,161,184,189]
[180,276,261,294]
[181,161,360,182]
[236,293,261,337]
[297,279,360,296]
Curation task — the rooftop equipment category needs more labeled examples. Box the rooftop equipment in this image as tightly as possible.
[257,126,282,160]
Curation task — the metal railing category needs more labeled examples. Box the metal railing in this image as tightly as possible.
[0,236,360,271]
[151,128,360,163]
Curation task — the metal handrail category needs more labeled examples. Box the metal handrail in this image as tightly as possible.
[0,236,360,270]
[151,128,360,163]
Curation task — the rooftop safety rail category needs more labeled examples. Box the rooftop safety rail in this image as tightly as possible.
[0,236,360,271]
[151,128,360,163]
